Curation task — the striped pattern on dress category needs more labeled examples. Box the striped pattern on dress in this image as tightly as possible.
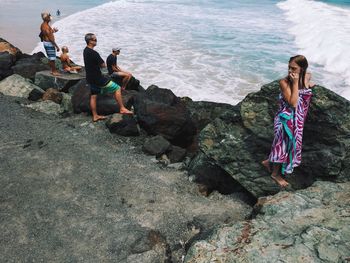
[268,88,312,175]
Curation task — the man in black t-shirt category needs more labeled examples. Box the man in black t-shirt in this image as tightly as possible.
[106,48,132,90]
[83,33,132,121]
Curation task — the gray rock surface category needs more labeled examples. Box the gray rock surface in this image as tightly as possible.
[24,100,64,115]
[12,53,49,80]
[0,74,44,98]
[142,135,172,156]
[34,70,85,91]
[106,113,140,136]
[196,81,350,198]
[185,180,350,263]
[0,94,252,262]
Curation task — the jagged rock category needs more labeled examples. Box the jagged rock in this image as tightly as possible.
[42,88,63,104]
[12,52,49,80]
[134,85,196,147]
[185,181,350,263]
[197,81,350,198]
[61,93,73,113]
[0,52,15,81]
[187,152,247,195]
[24,100,64,115]
[167,145,186,163]
[111,74,145,92]
[0,74,44,99]
[184,99,236,131]
[28,88,44,101]
[71,80,136,115]
[34,70,85,91]
[142,135,171,156]
[106,113,140,136]
[0,37,22,57]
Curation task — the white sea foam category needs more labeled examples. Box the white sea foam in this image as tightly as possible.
[34,0,350,104]
[34,0,291,104]
[278,0,350,99]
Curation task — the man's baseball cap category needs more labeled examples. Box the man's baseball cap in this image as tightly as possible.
[112,48,121,52]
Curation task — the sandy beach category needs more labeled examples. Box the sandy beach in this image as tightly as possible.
[0,0,108,53]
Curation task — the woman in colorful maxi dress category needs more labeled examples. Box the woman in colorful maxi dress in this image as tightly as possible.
[262,55,314,187]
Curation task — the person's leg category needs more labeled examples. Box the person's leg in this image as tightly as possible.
[90,94,107,122]
[113,89,133,114]
[270,163,289,187]
[49,60,60,76]
[116,71,131,90]
[44,42,60,76]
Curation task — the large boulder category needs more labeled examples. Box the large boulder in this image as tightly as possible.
[185,181,350,263]
[0,37,22,57]
[34,70,85,91]
[0,38,22,80]
[111,74,145,92]
[0,52,15,81]
[0,74,44,99]
[12,52,49,80]
[71,79,136,115]
[134,85,197,147]
[196,81,350,198]
[184,99,236,132]
[106,113,140,136]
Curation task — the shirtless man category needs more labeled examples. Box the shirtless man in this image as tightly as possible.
[60,46,82,73]
[40,12,60,76]
[106,48,132,90]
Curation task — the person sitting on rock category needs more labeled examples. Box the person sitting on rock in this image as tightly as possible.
[60,46,82,73]
[83,33,133,122]
[262,55,315,188]
[106,48,132,90]
[40,12,60,76]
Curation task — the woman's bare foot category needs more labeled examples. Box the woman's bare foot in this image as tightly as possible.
[271,174,289,188]
[92,115,107,122]
[120,108,133,115]
[51,71,61,76]
[261,159,271,173]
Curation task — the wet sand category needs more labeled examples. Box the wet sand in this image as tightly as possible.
[0,0,108,53]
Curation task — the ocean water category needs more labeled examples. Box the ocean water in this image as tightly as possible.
[29,0,350,104]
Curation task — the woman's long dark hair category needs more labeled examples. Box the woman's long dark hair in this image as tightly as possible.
[288,55,308,89]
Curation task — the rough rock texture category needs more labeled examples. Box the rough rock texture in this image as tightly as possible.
[111,74,145,92]
[188,152,248,196]
[196,81,350,198]
[42,88,63,104]
[184,99,236,132]
[24,100,64,115]
[142,135,172,156]
[0,37,22,57]
[0,74,44,98]
[12,52,49,80]
[106,113,140,136]
[185,181,350,263]
[0,95,252,262]
[167,145,187,163]
[34,70,85,91]
[134,85,196,147]
[71,80,136,115]
[0,52,15,80]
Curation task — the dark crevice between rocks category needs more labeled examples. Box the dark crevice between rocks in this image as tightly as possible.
[187,151,257,206]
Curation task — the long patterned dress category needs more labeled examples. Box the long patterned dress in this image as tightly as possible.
[268,87,312,175]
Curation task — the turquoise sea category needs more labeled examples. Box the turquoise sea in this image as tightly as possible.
[1,0,350,104]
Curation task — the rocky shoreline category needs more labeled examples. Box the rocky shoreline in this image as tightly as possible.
[1,38,349,262]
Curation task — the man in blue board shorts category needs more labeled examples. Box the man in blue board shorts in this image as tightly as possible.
[40,12,60,76]
[83,33,133,122]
